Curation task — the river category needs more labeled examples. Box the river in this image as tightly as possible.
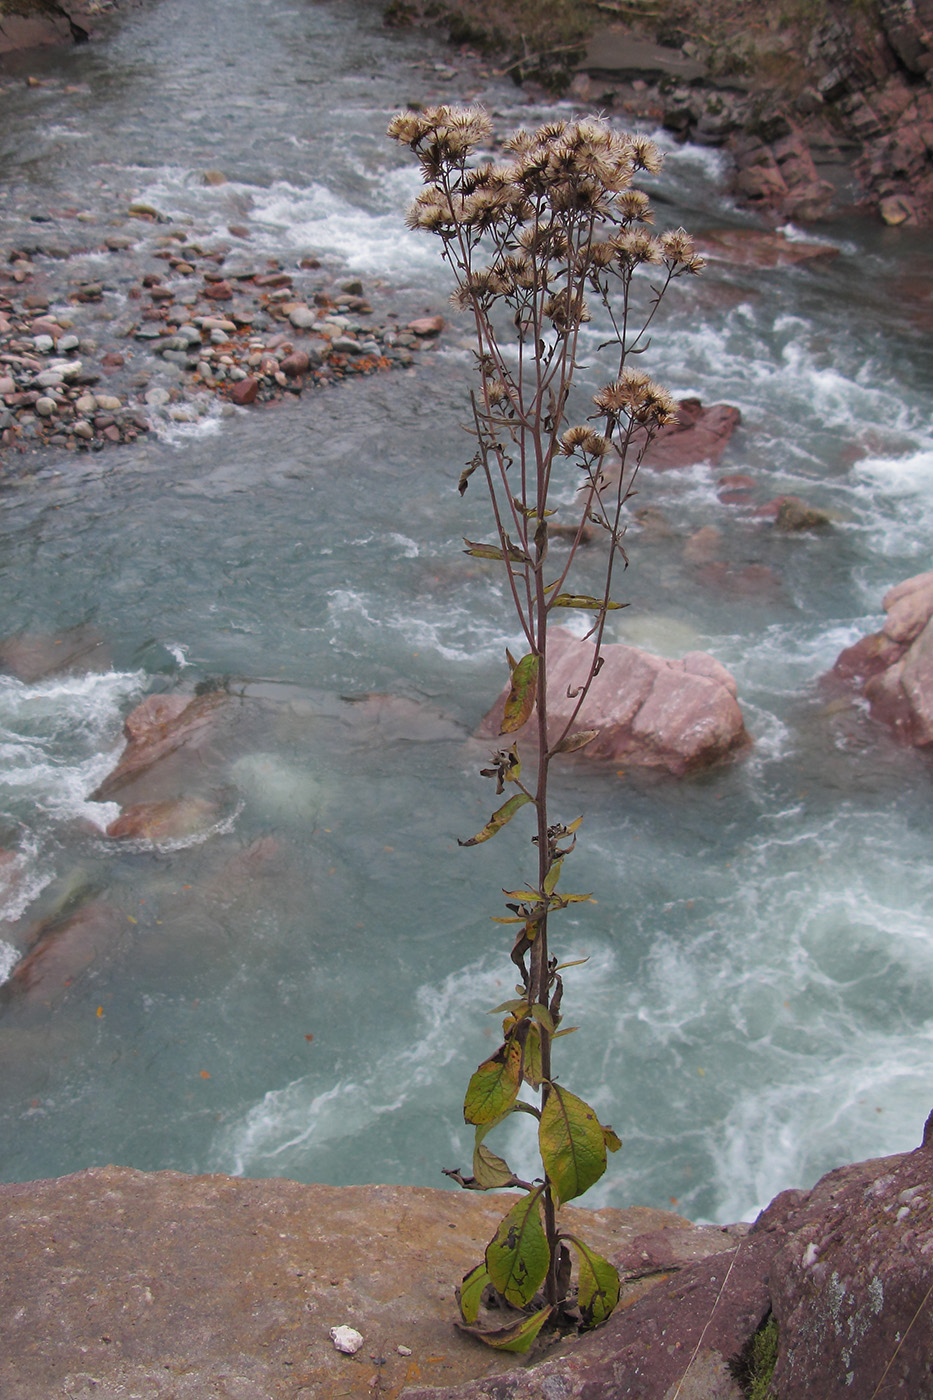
[0,0,931,1224]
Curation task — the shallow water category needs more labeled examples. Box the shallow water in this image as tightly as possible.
[0,0,931,1222]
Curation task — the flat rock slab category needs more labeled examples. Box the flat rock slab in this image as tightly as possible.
[0,1166,736,1400]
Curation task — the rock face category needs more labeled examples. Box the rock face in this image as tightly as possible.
[2,1136,932,1400]
[830,571,933,747]
[479,630,750,776]
[0,1166,741,1400]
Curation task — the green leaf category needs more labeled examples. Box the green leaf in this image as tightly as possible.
[521,1020,543,1089]
[474,1140,517,1190]
[529,1003,556,1034]
[549,594,625,610]
[567,1236,620,1328]
[464,539,506,561]
[456,1304,553,1352]
[458,792,533,847]
[543,858,563,897]
[554,729,600,754]
[538,1084,607,1207]
[464,1041,522,1125]
[501,653,539,734]
[485,1190,549,1308]
[488,998,530,1016]
[458,1262,490,1325]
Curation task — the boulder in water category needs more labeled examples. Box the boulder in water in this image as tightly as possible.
[830,570,933,747]
[479,630,750,776]
[91,690,228,802]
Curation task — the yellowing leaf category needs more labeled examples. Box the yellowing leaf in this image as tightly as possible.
[458,1262,490,1325]
[567,1236,620,1328]
[549,593,625,610]
[473,1141,517,1190]
[463,1041,522,1125]
[485,1190,549,1308]
[456,1304,553,1353]
[458,793,533,847]
[501,653,539,735]
[538,1084,607,1207]
[554,729,600,754]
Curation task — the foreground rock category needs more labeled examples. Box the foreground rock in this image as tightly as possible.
[0,1167,740,1400]
[480,630,750,776]
[829,570,933,748]
[3,1131,932,1400]
[90,689,228,802]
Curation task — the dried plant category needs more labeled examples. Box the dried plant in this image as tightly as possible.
[389,103,702,1352]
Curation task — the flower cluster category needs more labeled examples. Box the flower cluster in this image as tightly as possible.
[593,369,678,426]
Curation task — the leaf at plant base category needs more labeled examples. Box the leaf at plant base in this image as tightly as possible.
[538,1084,607,1206]
[473,1140,518,1190]
[602,1124,622,1153]
[458,792,532,847]
[501,653,539,734]
[567,1236,621,1328]
[464,1040,522,1125]
[549,593,624,610]
[485,1190,549,1307]
[456,1304,553,1352]
[458,1262,490,1325]
[554,729,600,754]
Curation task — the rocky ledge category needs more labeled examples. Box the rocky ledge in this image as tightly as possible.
[2,1125,933,1400]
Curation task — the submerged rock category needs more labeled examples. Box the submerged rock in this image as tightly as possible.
[90,689,228,802]
[479,630,750,776]
[642,397,741,470]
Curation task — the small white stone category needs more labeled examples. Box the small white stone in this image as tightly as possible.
[95,394,122,412]
[397,1345,413,1356]
[330,1325,363,1355]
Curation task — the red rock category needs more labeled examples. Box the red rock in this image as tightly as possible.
[91,690,226,801]
[202,280,233,300]
[101,351,125,368]
[229,376,259,405]
[0,625,109,682]
[279,350,309,377]
[643,397,741,470]
[694,228,840,267]
[407,315,444,336]
[479,630,749,776]
[828,572,933,748]
[4,902,125,1001]
[106,796,220,841]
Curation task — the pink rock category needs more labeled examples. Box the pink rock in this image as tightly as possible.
[230,377,259,405]
[106,796,220,842]
[203,280,233,300]
[828,571,933,748]
[479,630,749,776]
[407,315,444,336]
[5,902,125,1001]
[0,625,110,683]
[91,691,226,801]
[642,398,741,470]
[694,228,840,267]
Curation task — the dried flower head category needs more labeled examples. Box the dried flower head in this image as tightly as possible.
[561,426,612,457]
[626,135,663,175]
[593,369,677,424]
[612,229,664,267]
[660,227,705,273]
[615,189,654,225]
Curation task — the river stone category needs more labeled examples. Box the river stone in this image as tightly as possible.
[34,396,57,417]
[829,570,933,748]
[106,796,220,841]
[90,690,228,802]
[0,1166,740,1400]
[2,901,127,1003]
[480,630,749,776]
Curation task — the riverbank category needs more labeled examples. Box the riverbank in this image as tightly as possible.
[390,0,933,226]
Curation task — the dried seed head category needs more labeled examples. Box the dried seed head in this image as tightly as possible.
[615,189,653,225]
[561,426,612,457]
[626,135,663,175]
[661,227,705,273]
[612,229,664,266]
[594,369,677,424]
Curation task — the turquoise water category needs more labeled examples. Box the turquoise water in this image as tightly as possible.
[0,0,931,1222]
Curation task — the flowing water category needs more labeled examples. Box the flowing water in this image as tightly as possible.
[0,0,931,1223]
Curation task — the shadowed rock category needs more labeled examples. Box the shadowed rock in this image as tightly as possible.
[90,690,228,802]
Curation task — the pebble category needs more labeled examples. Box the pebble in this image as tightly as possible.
[57,334,80,352]
[329,1326,364,1355]
[33,335,55,353]
[144,387,171,406]
[95,395,122,412]
[35,397,57,417]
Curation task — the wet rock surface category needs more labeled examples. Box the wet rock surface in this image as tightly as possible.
[830,570,933,748]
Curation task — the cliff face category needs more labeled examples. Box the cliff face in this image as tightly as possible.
[3,1137,933,1400]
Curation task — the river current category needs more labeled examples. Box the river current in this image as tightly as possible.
[0,0,931,1224]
